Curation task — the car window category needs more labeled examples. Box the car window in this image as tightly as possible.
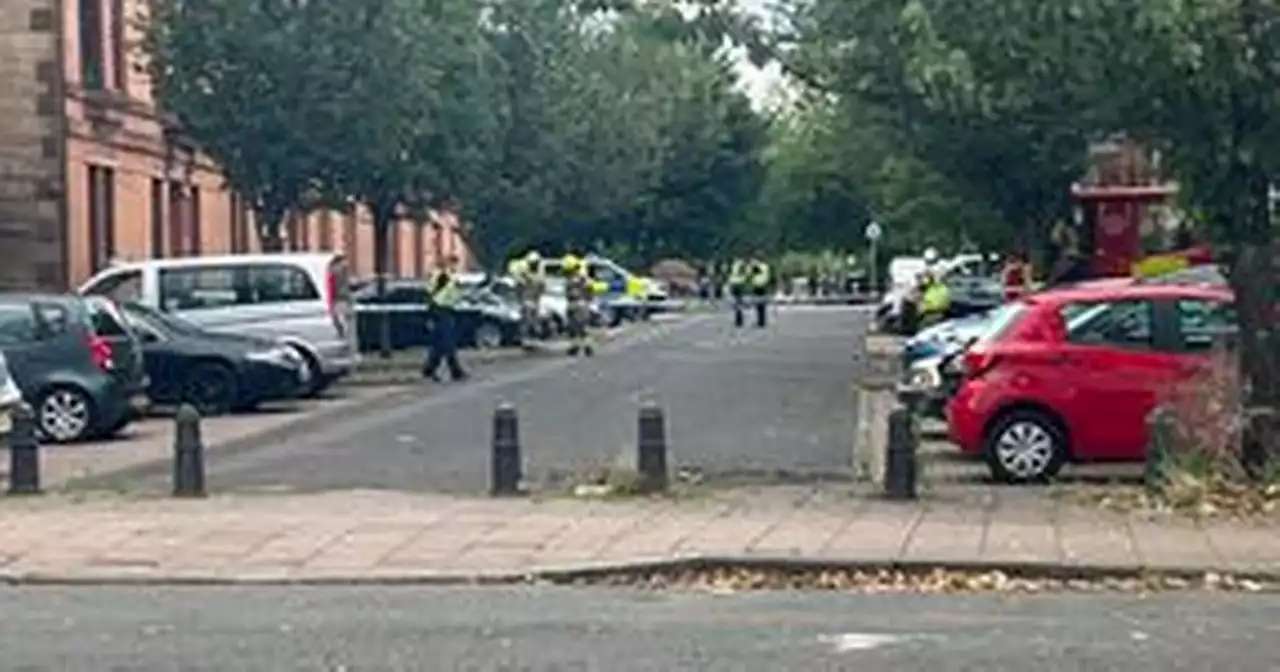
[249,264,320,304]
[591,263,621,284]
[87,299,130,337]
[159,266,245,310]
[1177,299,1238,351]
[1062,300,1153,348]
[159,263,319,311]
[0,304,37,345]
[83,269,143,303]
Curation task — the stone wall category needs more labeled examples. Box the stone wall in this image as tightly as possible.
[0,0,67,290]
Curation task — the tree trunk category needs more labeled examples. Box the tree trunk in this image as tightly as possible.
[1226,173,1278,474]
[372,199,397,360]
[255,199,288,253]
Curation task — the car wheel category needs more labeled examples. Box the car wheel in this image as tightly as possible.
[35,387,95,443]
[287,345,325,398]
[983,409,1068,484]
[183,362,239,416]
[474,321,504,350]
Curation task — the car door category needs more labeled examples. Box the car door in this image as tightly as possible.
[1170,296,1238,375]
[383,284,431,349]
[1055,298,1182,459]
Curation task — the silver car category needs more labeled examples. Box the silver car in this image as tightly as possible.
[79,253,358,396]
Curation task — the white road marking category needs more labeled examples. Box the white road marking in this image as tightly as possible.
[818,632,906,653]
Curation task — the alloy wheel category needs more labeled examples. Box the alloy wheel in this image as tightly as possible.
[38,389,91,442]
[993,420,1056,480]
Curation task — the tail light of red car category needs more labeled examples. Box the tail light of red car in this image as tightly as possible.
[88,334,114,371]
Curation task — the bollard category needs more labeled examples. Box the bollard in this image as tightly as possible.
[883,406,918,500]
[491,403,522,496]
[637,403,669,494]
[172,404,206,498]
[6,403,40,495]
[1143,405,1177,492]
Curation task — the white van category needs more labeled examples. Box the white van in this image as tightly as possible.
[79,253,358,396]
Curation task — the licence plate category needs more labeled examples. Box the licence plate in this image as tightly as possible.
[129,394,150,412]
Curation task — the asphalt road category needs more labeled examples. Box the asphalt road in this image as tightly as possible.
[130,305,865,493]
[0,585,1274,670]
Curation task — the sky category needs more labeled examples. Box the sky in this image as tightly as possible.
[732,0,788,108]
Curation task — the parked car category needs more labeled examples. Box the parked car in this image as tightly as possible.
[0,350,22,437]
[78,253,357,398]
[458,272,566,337]
[946,282,1239,483]
[109,302,306,414]
[353,280,522,351]
[0,294,148,442]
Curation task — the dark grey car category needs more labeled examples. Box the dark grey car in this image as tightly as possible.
[0,294,148,442]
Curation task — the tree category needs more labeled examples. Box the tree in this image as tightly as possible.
[1116,0,1280,438]
[146,0,337,249]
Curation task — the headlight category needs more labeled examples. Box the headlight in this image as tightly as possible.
[906,364,941,389]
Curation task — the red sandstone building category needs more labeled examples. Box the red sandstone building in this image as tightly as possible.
[0,0,470,291]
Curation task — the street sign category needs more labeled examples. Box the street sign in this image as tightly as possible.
[864,221,882,241]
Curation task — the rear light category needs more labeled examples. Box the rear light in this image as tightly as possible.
[962,349,1001,379]
[88,335,114,371]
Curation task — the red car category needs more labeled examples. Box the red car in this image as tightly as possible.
[946,281,1237,483]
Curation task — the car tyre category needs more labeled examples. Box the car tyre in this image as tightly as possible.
[983,409,1068,484]
[35,386,95,443]
[183,362,239,416]
[474,321,504,350]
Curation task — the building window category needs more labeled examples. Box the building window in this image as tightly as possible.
[150,178,164,258]
[298,212,311,250]
[78,0,106,89]
[110,0,125,90]
[87,165,115,271]
[343,211,357,269]
[230,193,248,253]
[189,187,202,255]
[167,182,186,257]
[413,220,424,277]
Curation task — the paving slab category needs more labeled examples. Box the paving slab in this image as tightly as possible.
[0,486,1271,583]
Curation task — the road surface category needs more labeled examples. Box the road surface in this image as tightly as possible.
[0,585,1273,670]
[126,306,866,493]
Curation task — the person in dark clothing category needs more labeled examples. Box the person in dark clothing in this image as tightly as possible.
[422,256,468,383]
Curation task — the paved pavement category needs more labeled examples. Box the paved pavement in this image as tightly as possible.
[96,306,865,494]
[0,487,1275,582]
[0,585,1275,670]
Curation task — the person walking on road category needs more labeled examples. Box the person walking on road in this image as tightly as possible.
[747,255,773,327]
[728,256,748,327]
[422,256,469,382]
[561,253,595,357]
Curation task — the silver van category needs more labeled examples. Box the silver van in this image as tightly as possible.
[79,253,358,396]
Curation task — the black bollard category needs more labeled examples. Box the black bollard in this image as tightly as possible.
[172,404,206,498]
[7,403,40,495]
[883,406,918,500]
[637,403,668,494]
[491,403,522,496]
